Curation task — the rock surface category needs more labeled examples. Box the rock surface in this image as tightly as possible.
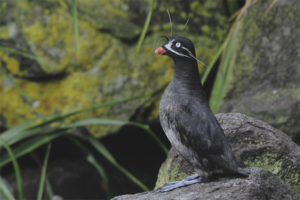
[112,167,300,200]
[219,0,300,144]
[155,113,300,193]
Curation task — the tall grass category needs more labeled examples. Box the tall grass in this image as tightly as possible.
[0,93,165,198]
[72,0,80,54]
[0,136,23,200]
[208,23,239,113]
[37,144,51,200]
[135,0,155,53]
[207,0,255,113]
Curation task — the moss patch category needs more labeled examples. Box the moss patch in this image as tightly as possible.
[244,153,300,193]
[244,153,281,174]
[154,158,189,189]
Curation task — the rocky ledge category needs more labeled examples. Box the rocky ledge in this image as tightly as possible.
[112,167,300,200]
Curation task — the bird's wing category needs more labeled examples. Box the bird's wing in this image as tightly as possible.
[172,100,239,172]
[173,101,227,155]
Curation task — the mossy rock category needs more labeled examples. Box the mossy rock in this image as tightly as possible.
[0,0,229,137]
[219,0,300,144]
[155,113,300,193]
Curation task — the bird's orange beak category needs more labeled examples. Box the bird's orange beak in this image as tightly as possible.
[155,47,166,55]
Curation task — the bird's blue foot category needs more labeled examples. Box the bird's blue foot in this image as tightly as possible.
[158,174,203,192]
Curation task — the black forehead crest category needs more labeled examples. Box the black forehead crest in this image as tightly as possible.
[168,36,194,48]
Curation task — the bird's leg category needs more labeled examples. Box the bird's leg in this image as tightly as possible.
[158,174,204,192]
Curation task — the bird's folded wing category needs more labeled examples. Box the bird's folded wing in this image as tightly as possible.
[173,103,226,155]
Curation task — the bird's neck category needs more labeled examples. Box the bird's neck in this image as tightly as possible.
[170,59,203,95]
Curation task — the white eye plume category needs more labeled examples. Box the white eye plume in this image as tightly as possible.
[182,47,207,67]
[164,39,190,59]
[175,42,181,48]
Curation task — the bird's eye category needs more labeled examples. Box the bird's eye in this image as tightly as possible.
[175,42,181,48]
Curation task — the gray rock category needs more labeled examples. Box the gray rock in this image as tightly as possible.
[155,113,300,193]
[217,113,300,193]
[219,0,300,144]
[112,168,300,200]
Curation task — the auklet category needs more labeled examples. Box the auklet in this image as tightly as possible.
[155,36,248,192]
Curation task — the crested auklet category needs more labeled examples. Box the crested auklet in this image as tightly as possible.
[155,36,248,192]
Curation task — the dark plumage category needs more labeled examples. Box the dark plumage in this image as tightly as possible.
[155,36,247,192]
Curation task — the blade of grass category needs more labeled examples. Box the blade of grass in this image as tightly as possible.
[30,152,54,200]
[1,92,154,150]
[28,93,152,130]
[0,136,23,200]
[0,46,38,60]
[0,176,15,200]
[37,144,51,200]
[86,134,149,191]
[0,131,65,167]
[0,65,32,104]
[209,22,240,113]
[72,0,80,54]
[0,125,61,151]
[201,41,226,85]
[0,117,39,138]
[65,118,168,153]
[68,137,111,199]
[135,0,155,53]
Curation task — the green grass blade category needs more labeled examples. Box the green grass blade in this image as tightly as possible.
[135,0,155,53]
[1,129,42,150]
[0,131,65,167]
[0,117,38,138]
[0,46,38,60]
[1,93,150,152]
[28,93,150,130]
[65,118,168,153]
[0,176,15,200]
[69,137,111,199]
[209,23,240,113]
[72,0,80,54]
[30,152,54,200]
[201,41,226,85]
[86,135,149,191]
[0,136,23,200]
[119,122,168,154]
[37,144,51,200]
[0,65,32,104]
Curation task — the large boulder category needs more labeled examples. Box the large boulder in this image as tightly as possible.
[219,0,300,143]
[112,168,300,200]
[155,113,300,193]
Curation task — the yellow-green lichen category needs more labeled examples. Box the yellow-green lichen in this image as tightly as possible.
[0,25,9,39]
[244,153,300,193]
[0,71,106,135]
[154,158,189,189]
[0,51,20,74]
[283,171,299,193]
[18,1,113,75]
[244,153,281,174]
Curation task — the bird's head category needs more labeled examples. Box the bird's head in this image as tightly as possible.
[155,36,196,62]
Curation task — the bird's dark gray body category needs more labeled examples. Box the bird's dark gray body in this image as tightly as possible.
[155,36,246,191]
[159,77,239,178]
